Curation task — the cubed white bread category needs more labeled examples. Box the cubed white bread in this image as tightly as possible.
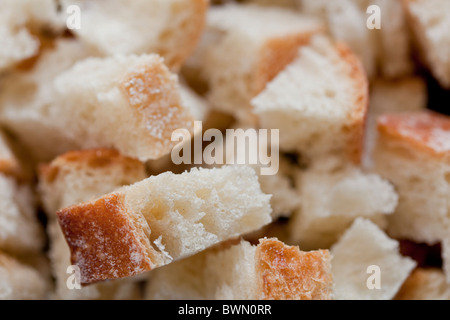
[145,238,333,300]
[57,165,272,284]
[404,0,450,88]
[0,39,93,162]
[299,0,413,79]
[252,36,368,170]
[0,251,48,300]
[38,149,147,300]
[363,77,427,168]
[38,149,147,220]
[395,268,450,300]
[0,0,63,72]
[374,111,450,245]
[210,125,301,220]
[331,218,416,300]
[0,174,44,256]
[289,166,398,250]
[60,0,208,69]
[1,50,194,162]
[193,3,323,123]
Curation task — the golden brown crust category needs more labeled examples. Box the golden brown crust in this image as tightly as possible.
[255,238,333,300]
[56,193,156,284]
[336,42,369,165]
[254,30,321,96]
[377,111,450,158]
[121,59,194,159]
[39,148,145,184]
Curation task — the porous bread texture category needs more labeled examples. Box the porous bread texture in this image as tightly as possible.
[299,0,413,79]
[395,269,450,300]
[331,218,416,300]
[1,46,195,162]
[363,77,427,169]
[0,0,63,72]
[60,0,208,69]
[288,165,398,250]
[38,149,147,300]
[374,111,450,245]
[39,149,147,219]
[194,3,323,123]
[57,165,272,284]
[0,174,44,256]
[404,0,450,88]
[252,35,368,170]
[145,238,333,300]
[0,251,48,300]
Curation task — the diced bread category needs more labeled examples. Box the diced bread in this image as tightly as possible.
[145,238,333,300]
[374,111,450,245]
[38,149,147,300]
[395,268,450,300]
[57,165,272,284]
[0,174,44,256]
[59,0,208,69]
[0,251,48,300]
[404,0,450,88]
[252,36,368,170]
[331,218,416,300]
[0,131,21,177]
[39,149,147,219]
[1,49,194,162]
[363,77,427,168]
[0,0,62,72]
[299,0,413,79]
[191,3,323,123]
[289,166,398,250]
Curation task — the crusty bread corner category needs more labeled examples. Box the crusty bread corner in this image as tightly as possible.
[395,268,450,300]
[38,148,147,218]
[60,0,209,69]
[0,251,48,300]
[374,111,450,244]
[255,238,333,300]
[57,165,272,284]
[403,0,450,88]
[145,237,333,300]
[38,148,147,300]
[377,111,450,157]
[363,77,427,169]
[252,35,368,169]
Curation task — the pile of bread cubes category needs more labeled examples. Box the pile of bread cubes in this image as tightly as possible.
[0,0,449,300]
